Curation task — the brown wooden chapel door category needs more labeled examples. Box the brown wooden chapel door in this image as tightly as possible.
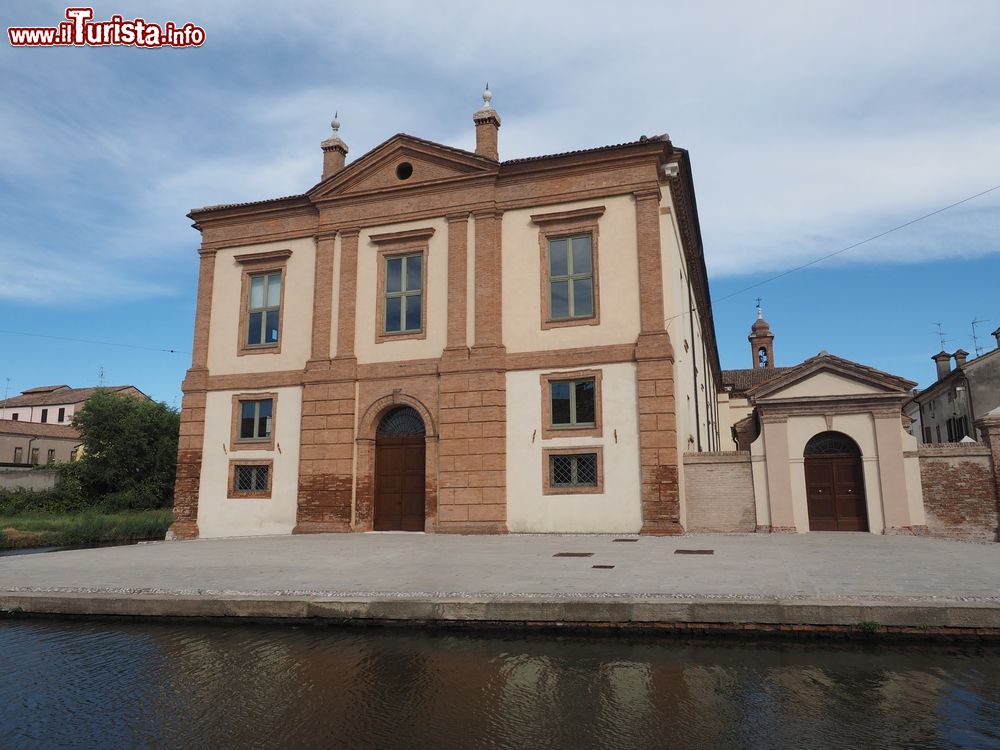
[804,432,869,532]
[374,407,426,531]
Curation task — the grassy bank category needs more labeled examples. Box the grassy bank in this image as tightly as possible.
[0,509,172,550]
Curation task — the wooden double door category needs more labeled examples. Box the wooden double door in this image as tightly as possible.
[374,433,426,531]
[805,455,869,531]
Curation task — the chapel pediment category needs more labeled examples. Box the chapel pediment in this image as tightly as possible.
[308,134,498,201]
[748,353,916,401]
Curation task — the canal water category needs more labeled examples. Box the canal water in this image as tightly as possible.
[2,621,998,749]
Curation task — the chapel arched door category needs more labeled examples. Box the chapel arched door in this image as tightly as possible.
[804,431,869,532]
[374,406,426,531]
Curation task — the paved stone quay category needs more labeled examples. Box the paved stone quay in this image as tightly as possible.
[2,533,998,636]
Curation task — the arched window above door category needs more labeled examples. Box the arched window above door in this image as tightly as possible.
[804,431,861,457]
[377,406,425,436]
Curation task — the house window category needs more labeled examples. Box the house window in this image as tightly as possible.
[383,253,423,334]
[58,407,65,423]
[228,460,273,499]
[10,414,17,421]
[530,205,604,330]
[230,393,277,451]
[41,408,48,423]
[13,447,22,463]
[235,248,291,356]
[548,235,594,320]
[46,449,55,464]
[923,427,932,444]
[246,271,282,347]
[70,448,79,461]
[542,447,605,495]
[30,447,39,465]
[540,369,603,439]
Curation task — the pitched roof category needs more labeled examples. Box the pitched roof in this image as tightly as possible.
[745,352,916,397]
[0,385,147,409]
[21,385,70,394]
[721,367,792,395]
[502,134,671,165]
[0,419,80,440]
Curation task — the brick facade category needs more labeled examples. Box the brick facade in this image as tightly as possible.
[683,452,756,532]
[918,445,998,542]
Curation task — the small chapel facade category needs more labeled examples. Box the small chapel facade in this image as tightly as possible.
[170,91,723,539]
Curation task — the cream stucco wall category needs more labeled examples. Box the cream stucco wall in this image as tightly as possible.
[197,386,302,538]
[501,195,641,353]
[355,217,449,364]
[777,371,887,398]
[506,363,642,533]
[207,238,316,374]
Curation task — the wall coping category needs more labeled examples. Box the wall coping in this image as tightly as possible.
[683,451,751,464]
[917,444,991,458]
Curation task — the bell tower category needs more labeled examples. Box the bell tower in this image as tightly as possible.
[749,301,774,369]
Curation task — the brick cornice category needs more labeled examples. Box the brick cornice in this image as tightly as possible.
[633,187,661,202]
[233,248,292,265]
[338,227,361,238]
[530,205,606,226]
[368,226,436,245]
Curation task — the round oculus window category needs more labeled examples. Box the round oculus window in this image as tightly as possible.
[396,162,414,180]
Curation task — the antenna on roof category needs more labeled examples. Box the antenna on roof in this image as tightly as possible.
[971,317,990,357]
[98,366,105,387]
[3,377,8,403]
[933,322,952,351]
[755,297,763,319]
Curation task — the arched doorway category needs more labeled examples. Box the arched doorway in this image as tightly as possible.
[374,406,426,531]
[804,431,869,531]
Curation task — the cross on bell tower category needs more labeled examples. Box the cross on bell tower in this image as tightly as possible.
[749,300,775,369]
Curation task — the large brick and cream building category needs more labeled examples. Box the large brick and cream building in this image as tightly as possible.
[170,91,724,539]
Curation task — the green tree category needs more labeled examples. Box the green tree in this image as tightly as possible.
[70,390,180,510]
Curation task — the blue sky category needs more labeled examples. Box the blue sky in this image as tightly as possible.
[2,0,998,406]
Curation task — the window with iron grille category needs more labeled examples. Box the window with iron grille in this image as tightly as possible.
[548,234,593,320]
[550,452,598,487]
[384,253,423,334]
[246,271,282,347]
[239,399,273,441]
[550,378,595,428]
[233,464,269,494]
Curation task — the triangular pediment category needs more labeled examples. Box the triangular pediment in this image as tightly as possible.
[308,134,498,200]
[749,354,916,401]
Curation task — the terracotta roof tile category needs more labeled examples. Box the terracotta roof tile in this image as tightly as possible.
[721,367,792,395]
[0,385,147,409]
[502,134,671,165]
[0,419,80,440]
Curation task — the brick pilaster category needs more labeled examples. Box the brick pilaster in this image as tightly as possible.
[975,410,1000,541]
[472,209,503,353]
[445,213,469,353]
[169,249,216,540]
[309,232,337,363]
[634,189,682,535]
[436,364,508,533]
[335,228,360,358]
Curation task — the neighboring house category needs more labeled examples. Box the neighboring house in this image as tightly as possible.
[0,384,149,425]
[0,384,148,468]
[0,419,83,466]
[712,312,926,535]
[907,329,1000,444]
[171,90,724,540]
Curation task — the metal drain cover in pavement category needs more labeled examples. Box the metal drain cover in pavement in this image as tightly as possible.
[553,552,594,557]
[592,564,615,569]
[674,549,714,555]
[612,538,638,542]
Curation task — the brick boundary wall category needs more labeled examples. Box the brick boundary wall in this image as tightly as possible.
[0,468,59,492]
[683,451,756,532]
[917,444,998,542]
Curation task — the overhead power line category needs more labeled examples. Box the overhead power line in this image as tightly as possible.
[668,182,1000,323]
[0,328,188,355]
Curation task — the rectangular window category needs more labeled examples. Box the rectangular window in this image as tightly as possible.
[228,460,273,499]
[246,271,282,347]
[548,235,594,320]
[383,253,423,334]
[70,448,79,462]
[542,447,604,495]
[230,393,277,451]
[46,449,55,464]
[41,408,48,423]
[923,427,932,444]
[550,378,596,428]
[531,205,604,331]
[13,447,22,463]
[30,447,39,465]
[58,407,65,422]
[240,399,273,441]
[11,414,18,421]
[540,369,603,439]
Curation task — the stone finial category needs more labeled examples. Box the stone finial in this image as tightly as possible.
[321,112,349,180]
